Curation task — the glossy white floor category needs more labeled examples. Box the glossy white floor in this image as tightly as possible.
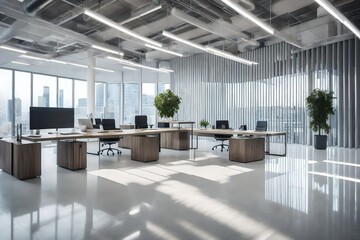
[0,140,359,240]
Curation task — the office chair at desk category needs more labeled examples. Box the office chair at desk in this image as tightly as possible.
[212,120,232,152]
[99,119,122,155]
[135,115,148,129]
[255,121,267,131]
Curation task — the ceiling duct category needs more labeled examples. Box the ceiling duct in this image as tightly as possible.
[191,0,232,22]
[237,0,255,11]
[22,0,55,16]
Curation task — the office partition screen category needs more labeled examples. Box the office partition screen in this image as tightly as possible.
[171,39,360,148]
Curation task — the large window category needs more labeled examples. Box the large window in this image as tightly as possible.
[74,80,87,120]
[0,69,13,136]
[95,83,106,118]
[142,83,156,125]
[158,83,170,93]
[33,74,57,107]
[106,83,120,124]
[15,71,31,134]
[123,83,139,124]
[58,77,73,108]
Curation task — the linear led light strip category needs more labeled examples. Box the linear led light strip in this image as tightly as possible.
[11,61,29,66]
[0,45,27,54]
[84,9,162,47]
[221,0,274,35]
[120,5,162,25]
[162,31,257,66]
[221,0,302,48]
[314,0,360,39]
[123,66,137,71]
[92,44,124,56]
[19,55,114,72]
[145,43,183,57]
[107,56,173,73]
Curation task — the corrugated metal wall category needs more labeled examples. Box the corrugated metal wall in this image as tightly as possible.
[170,39,360,147]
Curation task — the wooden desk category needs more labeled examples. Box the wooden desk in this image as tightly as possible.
[193,129,287,156]
[229,137,265,162]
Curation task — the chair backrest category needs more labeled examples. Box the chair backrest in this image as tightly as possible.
[95,118,102,125]
[215,120,231,139]
[255,121,267,131]
[101,119,116,130]
[135,115,148,129]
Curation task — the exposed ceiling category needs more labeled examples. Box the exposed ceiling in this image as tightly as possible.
[0,0,359,75]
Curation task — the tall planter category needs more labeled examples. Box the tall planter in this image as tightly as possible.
[306,89,335,150]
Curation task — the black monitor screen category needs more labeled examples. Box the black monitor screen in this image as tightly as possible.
[29,107,74,130]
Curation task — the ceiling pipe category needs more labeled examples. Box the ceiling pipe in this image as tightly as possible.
[22,0,55,16]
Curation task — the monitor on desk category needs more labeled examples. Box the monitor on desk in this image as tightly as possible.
[29,107,74,130]
[78,119,93,129]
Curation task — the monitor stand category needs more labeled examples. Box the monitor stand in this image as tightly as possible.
[35,129,40,135]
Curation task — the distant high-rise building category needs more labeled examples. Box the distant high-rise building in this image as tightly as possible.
[7,98,21,121]
[59,89,64,107]
[96,84,105,107]
[38,96,44,107]
[43,86,50,107]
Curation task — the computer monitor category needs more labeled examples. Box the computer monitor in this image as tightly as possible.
[78,119,93,129]
[29,107,74,130]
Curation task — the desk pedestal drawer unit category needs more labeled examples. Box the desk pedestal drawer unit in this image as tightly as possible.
[118,136,132,149]
[229,137,265,162]
[131,135,159,162]
[161,131,189,150]
[0,139,13,175]
[13,140,41,180]
[57,140,87,170]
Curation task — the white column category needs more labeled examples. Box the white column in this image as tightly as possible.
[87,51,95,117]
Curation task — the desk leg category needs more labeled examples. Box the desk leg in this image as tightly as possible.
[265,134,287,156]
[159,134,161,152]
[86,139,100,156]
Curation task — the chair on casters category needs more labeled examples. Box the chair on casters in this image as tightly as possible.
[99,119,122,155]
[212,120,232,152]
[94,118,102,129]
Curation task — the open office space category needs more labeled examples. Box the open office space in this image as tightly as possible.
[0,0,360,239]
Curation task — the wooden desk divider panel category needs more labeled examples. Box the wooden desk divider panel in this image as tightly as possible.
[57,140,87,170]
[12,140,41,180]
[229,137,265,162]
[131,135,159,162]
[0,139,13,175]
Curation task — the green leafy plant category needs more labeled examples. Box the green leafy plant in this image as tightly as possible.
[306,88,335,135]
[154,89,182,118]
[199,119,209,128]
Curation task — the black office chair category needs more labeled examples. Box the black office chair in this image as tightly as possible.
[135,115,148,129]
[255,121,267,131]
[93,118,102,129]
[99,119,122,155]
[212,120,232,152]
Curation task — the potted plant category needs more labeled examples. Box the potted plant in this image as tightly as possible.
[306,88,335,150]
[154,89,182,119]
[199,119,209,129]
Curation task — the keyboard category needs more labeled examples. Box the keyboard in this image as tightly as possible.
[60,132,82,135]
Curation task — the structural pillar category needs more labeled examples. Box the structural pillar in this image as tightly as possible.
[87,51,95,116]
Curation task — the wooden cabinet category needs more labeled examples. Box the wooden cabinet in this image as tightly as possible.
[229,137,265,162]
[0,139,13,175]
[57,140,87,170]
[160,131,189,150]
[13,140,41,180]
[0,139,41,180]
[118,135,132,149]
[131,135,159,162]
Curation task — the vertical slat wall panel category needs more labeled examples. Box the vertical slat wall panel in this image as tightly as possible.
[170,39,359,147]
